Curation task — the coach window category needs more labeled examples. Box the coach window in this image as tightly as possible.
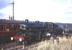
[5,24,10,32]
[0,24,1,31]
[14,24,15,30]
[16,24,19,30]
[11,24,14,31]
[14,24,18,31]
[0,24,3,31]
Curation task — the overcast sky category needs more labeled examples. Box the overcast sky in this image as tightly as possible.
[0,0,72,23]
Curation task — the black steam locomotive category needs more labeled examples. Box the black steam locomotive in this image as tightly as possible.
[16,19,63,45]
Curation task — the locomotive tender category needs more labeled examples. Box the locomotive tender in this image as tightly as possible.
[0,19,63,44]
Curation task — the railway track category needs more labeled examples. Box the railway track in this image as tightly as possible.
[0,41,41,50]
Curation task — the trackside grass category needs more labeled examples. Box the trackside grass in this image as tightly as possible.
[27,36,72,50]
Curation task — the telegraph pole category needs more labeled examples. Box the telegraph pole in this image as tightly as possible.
[12,0,14,20]
[9,0,14,20]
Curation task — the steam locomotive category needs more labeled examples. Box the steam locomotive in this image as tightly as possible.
[0,19,63,45]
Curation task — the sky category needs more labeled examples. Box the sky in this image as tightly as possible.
[0,0,72,23]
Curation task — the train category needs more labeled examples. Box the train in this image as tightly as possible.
[0,19,63,45]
